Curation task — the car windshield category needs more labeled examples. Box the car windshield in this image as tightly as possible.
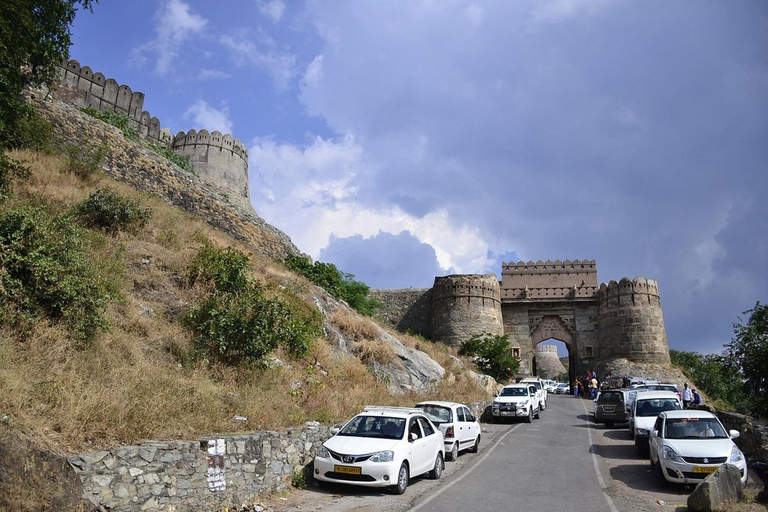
[598,391,624,403]
[500,387,527,397]
[664,418,728,439]
[636,399,681,417]
[338,415,405,439]
[415,405,452,424]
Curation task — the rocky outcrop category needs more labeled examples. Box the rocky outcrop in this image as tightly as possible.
[687,465,744,512]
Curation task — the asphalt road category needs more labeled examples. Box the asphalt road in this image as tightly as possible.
[409,394,616,512]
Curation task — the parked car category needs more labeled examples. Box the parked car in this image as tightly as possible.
[519,377,547,410]
[649,410,748,487]
[313,406,445,494]
[633,383,682,402]
[555,383,570,394]
[415,401,481,461]
[492,383,542,423]
[544,380,558,393]
[594,388,635,427]
[629,391,683,456]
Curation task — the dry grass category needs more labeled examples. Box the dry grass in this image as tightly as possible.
[330,309,381,341]
[0,149,495,454]
[351,340,398,365]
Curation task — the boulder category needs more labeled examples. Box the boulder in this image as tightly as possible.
[687,465,744,512]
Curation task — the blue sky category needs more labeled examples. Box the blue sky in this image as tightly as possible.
[69,1,767,356]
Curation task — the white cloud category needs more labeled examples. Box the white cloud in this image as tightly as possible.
[256,0,286,23]
[303,55,323,88]
[132,0,208,76]
[221,31,297,90]
[183,100,233,134]
[249,135,495,274]
[198,69,232,80]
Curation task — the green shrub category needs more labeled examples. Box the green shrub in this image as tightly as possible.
[459,332,520,382]
[0,205,119,342]
[81,107,137,140]
[0,153,30,199]
[64,141,106,180]
[76,188,152,234]
[184,244,321,367]
[283,254,379,316]
[150,142,193,173]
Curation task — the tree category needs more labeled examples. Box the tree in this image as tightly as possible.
[724,302,768,418]
[1,1,95,191]
[458,332,520,383]
[669,349,746,410]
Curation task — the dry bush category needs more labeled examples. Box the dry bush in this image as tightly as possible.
[330,309,380,341]
[350,340,397,366]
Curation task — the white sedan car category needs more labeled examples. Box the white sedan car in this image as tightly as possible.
[649,410,748,487]
[314,406,445,494]
[415,401,481,461]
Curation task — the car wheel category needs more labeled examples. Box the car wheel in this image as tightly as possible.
[447,442,458,461]
[535,406,541,419]
[604,421,614,428]
[654,459,669,487]
[491,415,497,424]
[429,453,443,479]
[469,435,480,453]
[392,462,409,494]
[541,400,546,410]
[525,408,533,423]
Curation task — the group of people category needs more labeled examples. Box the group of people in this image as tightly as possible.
[682,383,702,408]
[572,371,600,399]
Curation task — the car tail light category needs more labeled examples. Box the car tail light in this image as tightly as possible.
[446,426,454,438]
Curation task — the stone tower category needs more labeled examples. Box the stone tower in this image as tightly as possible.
[534,344,567,379]
[430,274,503,348]
[597,277,670,364]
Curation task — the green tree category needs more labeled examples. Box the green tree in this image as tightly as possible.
[724,302,768,418]
[669,349,746,410]
[0,0,96,191]
[458,332,520,382]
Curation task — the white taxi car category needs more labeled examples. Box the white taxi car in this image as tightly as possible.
[415,401,481,461]
[649,410,748,487]
[313,406,444,494]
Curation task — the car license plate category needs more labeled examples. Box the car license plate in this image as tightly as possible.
[602,406,615,412]
[693,466,718,474]
[334,465,361,475]
[501,411,513,416]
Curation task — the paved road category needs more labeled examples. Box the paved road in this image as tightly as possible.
[409,394,616,512]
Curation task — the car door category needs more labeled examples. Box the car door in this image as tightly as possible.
[408,417,431,475]
[462,406,479,445]
[454,407,467,448]
[649,415,664,463]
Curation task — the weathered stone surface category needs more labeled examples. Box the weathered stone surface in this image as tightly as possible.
[687,465,743,512]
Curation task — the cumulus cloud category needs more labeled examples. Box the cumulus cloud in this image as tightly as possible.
[221,30,297,90]
[132,0,207,75]
[183,100,233,134]
[256,0,286,23]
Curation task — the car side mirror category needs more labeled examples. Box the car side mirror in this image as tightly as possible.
[409,432,418,442]
[650,430,658,438]
[330,425,341,435]
[493,392,498,397]
[729,429,740,440]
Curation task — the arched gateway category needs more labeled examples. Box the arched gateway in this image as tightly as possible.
[371,259,671,382]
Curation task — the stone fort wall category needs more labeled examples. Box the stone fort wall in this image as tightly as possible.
[56,59,249,201]
[373,260,671,374]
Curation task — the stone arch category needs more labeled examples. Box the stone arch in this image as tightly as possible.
[529,316,573,380]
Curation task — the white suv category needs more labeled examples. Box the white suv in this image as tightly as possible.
[314,406,444,494]
[492,383,541,423]
[415,401,481,461]
[519,377,547,410]
[629,391,682,456]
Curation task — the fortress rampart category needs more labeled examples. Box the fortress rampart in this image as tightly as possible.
[373,260,671,377]
[56,59,249,201]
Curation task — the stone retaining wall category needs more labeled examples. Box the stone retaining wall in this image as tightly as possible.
[716,411,768,463]
[69,399,494,511]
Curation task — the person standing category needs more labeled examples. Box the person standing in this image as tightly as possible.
[573,378,580,398]
[682,383,693,408]
[692,389,701,405]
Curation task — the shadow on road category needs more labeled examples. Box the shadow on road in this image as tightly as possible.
[602,429,632,441]
[308,473,435,497]
[592,442,637,461]
[608,463,693,495]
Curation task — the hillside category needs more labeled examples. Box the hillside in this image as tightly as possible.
[0,91,492,459]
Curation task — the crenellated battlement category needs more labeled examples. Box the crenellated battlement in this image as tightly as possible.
[598,276,660,300]
[56,59,249,201]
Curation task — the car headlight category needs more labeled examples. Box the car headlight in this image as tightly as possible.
[636,428,649,436]
[316,445,330,458]
[517,400,528,408]
[730,446,744,463]
[369,450,394,463]
[661,445,684,463]
[493,401,501,407]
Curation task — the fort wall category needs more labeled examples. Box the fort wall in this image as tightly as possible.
[56,60,249,201]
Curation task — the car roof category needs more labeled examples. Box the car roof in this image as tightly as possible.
[503,383,530,388]
[415,401,466,409]
[661,409,717,419]
[634,391,680,401]
[361,406,426,418]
